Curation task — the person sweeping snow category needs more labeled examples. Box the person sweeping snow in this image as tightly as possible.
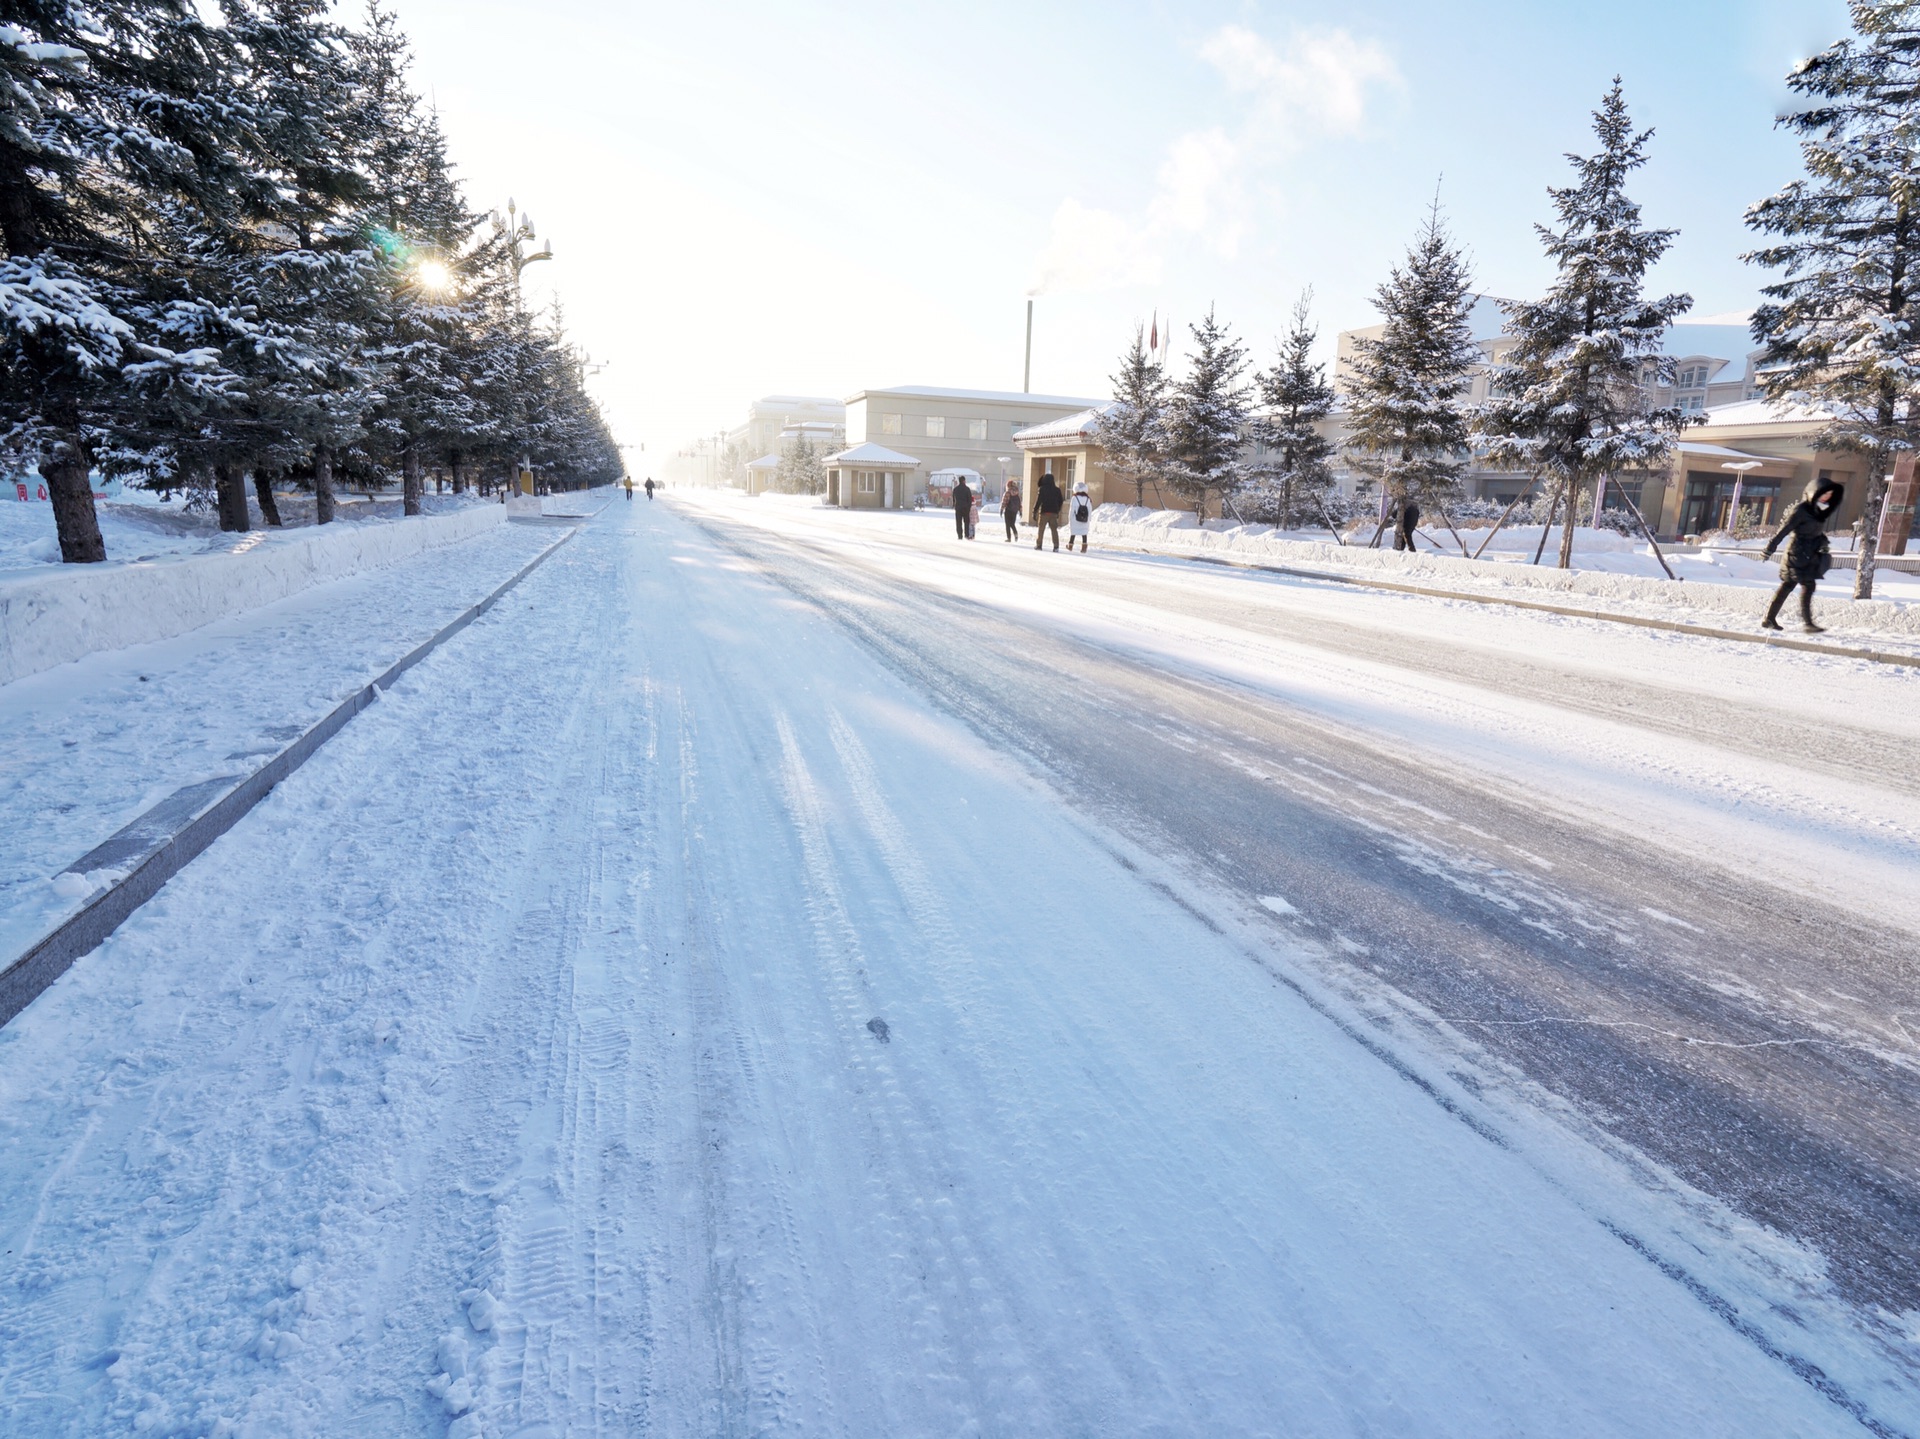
[1067,479,1092,553]
[1760,478,1843,634]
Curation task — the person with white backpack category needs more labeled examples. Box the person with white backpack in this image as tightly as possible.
[1067,478,1092,553]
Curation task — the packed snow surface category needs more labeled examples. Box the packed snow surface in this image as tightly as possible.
[0,497,1915,1435]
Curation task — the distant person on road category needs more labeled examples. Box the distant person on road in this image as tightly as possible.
[644,477,655,500]
[1761,477,1844,633]
[1392,499,1421,551]
[952,474,974,540]
[1034,471,1064,552]
[1067,479,1092,553]
[624,476,634,501]
[1001,477,1021,542]
[969,484,982,541]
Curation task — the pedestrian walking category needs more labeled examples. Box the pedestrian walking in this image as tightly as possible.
[1067,478,1092,553]
[1392,499,1421,551]
[644,478,655,500]
[1001,477,1021,542]
[1034,471,1064,551]
[1760,477,1844,633]
[969,486,982,541]
[952,474,974,540]
[624,476,634,501]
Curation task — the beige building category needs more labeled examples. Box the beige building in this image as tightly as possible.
[1645,398,1866,538]
[727,395,846,466]
[842,385,1102,505]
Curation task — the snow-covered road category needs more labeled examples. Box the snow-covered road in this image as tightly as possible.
[1,498,1914,1436]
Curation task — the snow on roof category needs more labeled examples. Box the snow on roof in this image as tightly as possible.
[847,384,1105,408]
[823,442,922,466]
[746,454,781,469]
[1695,397,1836,427]
[1012,404,1115,443]
[1675,441,1789,463]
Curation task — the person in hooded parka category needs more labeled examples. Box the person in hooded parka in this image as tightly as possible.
[1067,478,1093,552]
[1760,477,1844,633]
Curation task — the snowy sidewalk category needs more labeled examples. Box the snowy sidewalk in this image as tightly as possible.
[0,498,1907,1435]
[0,519,564,967]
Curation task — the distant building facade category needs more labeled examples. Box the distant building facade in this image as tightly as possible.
[841,386,1102,505]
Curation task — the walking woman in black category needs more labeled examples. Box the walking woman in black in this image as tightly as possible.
[1760,477,1844,633]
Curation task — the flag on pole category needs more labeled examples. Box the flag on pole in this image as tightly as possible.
[1149,312,1158,353]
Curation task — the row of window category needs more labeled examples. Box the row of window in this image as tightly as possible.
[874,413,992,441]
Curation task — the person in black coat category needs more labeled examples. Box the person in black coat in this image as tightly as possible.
[1761,478,1844,633]
[1392,499,1421,551]
[1033,472,1064,551]
[952,476,974,539]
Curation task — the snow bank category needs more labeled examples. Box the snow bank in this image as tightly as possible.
[0,505,506,687]
[1093,505,1920,640]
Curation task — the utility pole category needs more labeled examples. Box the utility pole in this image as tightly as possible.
[497,199,554,499]
[1023,299,1033,394]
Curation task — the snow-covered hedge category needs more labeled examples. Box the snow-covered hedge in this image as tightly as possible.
[0,504,506,687]
[1092,504,1920,639]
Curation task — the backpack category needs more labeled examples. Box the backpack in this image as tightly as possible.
[1074,496,1089,523]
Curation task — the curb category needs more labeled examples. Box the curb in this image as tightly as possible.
[0,522,586,1029]
[1097,541,1920,670]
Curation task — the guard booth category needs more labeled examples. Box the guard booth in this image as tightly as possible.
[822,442,921,510]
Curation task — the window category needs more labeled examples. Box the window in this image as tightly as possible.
[879,413,902,436]
[925,416,946,438]
[967,418,988,441]
[857,471,877,494]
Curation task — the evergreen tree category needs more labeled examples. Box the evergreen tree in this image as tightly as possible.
[1162,307,1250,522]
[1746,1,1920,599]
[1096,324,1168,506]
[1245,291,1337,528]
[776,432,823,494]
[1476,81,1691,569]
[1344,198,1478,537]
[0,0,263,559]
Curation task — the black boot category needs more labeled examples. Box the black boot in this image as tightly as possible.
[1800,582,1825,633]
[1762,579,1792,631]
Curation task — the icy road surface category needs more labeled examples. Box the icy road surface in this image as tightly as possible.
[0,499,1915,1436]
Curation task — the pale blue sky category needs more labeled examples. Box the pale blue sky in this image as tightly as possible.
[389,0,1851,463]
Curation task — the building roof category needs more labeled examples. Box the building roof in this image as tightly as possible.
[1663,324,1756,364]
[1675,441,1792,466]
[823,442,922,466]
[746,453,781,470]
[1012,404,1115,443]
[1695,397,1837,427]
[846,384,1105,408]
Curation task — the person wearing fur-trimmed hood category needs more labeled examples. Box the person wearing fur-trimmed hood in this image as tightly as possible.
[1761,477,1844,633]
[1067,479,1092,552]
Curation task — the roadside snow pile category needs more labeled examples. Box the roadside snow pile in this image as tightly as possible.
[1093,504,1920,639]
[0,503,506,686]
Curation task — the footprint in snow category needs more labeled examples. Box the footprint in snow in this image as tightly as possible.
[866,1017,890,1044]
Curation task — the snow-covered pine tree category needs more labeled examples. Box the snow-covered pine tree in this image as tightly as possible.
[776,432,822,493]
[1245,291,1337,529]
[0,0,262,559]
[1746,2,1920,599]
[1096,324,1168,506]
[1343,198,1478,539]
[1476,81,1692,569]
[1162,308,1250,522]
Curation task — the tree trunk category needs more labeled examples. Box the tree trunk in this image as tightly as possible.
[1853,459,1890,600]
[43,429,106,563]
[313,444,336,524]
[449,450,465,494]
[214,463,251,532]
[1557,477,1579,569]
[253,470,284,526]
[402,444,423,516]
